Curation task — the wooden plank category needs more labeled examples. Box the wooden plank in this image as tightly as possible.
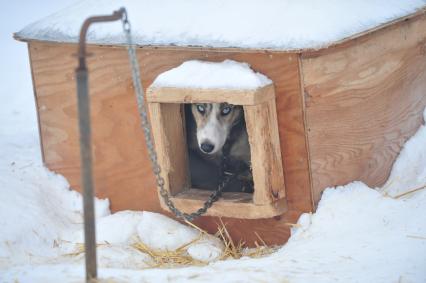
[169,189,287,219]
[147,84,275,105]
[27,44,46,163]
[244,99,285,204]
[28,42,161,213]
[28,41,309,246]
[148,103,190,195]
[301,11,426,205]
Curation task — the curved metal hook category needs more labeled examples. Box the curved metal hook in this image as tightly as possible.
[77,8,126,70]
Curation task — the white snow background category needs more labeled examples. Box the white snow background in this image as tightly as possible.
[1,1,426,282]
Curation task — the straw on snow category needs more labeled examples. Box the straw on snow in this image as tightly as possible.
[62,218,279,268]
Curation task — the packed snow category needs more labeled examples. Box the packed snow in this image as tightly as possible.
[15,0,426,50]
[151,60,272,90]
[2,1,426,282]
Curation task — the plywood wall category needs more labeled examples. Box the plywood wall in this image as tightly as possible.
[301,12,426,204]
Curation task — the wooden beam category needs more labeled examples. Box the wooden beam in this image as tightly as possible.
[244,99,285,205]
[148,103,190,196]
[147,84,275,105]
[168,189,287,219]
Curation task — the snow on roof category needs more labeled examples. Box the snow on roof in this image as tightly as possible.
[151,60,272,90]
[15,0,426,50]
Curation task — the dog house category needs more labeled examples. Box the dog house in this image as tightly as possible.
[15,2,426,245]
[147,60,286,219]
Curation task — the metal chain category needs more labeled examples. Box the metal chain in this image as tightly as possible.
[121,14,230,222]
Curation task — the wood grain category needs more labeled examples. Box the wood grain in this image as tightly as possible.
[148,103,189,195]
[244,99,285,204]
[28,42,161,213]
[147,84,275,105]
[302,11,426,205]
[170,189,287,219]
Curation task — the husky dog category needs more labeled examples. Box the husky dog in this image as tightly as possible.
[185,103,253,193]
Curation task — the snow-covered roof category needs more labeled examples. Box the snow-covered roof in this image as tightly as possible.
[15,0,426,51]
[151,60,272,90]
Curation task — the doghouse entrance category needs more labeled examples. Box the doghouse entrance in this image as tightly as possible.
[146,78,287,218]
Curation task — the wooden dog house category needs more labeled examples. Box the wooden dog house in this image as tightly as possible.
[147,68,286,219]
[15,3,426,245]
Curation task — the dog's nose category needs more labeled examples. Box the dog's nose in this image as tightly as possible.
[200,142,215,153]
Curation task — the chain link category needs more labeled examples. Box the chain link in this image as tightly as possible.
[122,15,230,222]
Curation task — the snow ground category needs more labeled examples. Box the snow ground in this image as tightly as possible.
[1,2,426,283]
[15,0,426,50]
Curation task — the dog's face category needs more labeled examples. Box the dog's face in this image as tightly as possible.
[191,103,243,155]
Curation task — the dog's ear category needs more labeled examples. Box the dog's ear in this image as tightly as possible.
[184,104,193,119]
[185,104,196,130]
[231,106,244,127]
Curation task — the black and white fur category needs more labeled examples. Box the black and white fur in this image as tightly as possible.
[185,103,253,192]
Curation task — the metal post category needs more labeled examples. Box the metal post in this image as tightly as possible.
[76,66,97,281]
[75,8,126,282]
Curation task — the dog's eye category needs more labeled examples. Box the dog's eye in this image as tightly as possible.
[196,104,206,114]
[221,106,232,116]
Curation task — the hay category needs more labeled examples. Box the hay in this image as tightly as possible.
[63,243,85,257]
[63,241,112,257]
[392,184,426,199]
[132,219,219,267]
[131,217,278,268]
[132,236,207,268]
[215,218,243,260]
[215,218,278,260]
[62,218,278,268]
